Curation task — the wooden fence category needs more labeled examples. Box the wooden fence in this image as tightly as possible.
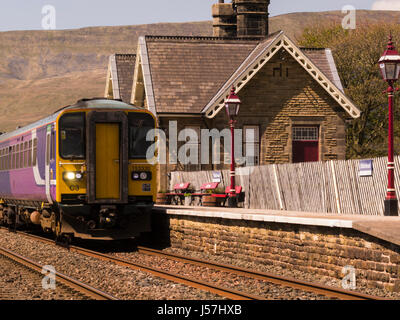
[170,156,400,215]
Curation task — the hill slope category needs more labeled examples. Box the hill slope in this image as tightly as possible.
[0,10,399,132]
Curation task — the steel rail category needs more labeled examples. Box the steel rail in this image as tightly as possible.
[136,246,384,301]
[0,245,117,300]
[68,245,264,300]
[0,229,263,300]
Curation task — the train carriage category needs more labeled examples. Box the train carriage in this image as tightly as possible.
[0,98,157,240]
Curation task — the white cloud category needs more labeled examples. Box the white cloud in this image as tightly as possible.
[372,0,400,10]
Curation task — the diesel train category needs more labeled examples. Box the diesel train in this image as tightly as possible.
[0,98,157,240]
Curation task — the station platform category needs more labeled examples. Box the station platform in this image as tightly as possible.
[154,205,400,247]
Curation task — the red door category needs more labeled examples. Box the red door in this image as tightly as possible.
[292,127,319,163]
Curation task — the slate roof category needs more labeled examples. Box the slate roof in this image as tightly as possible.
[112,54,136,103]
[302,48,344,92]
[144,36,259,114]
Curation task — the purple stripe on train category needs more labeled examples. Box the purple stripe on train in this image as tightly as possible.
[0,123,56,202]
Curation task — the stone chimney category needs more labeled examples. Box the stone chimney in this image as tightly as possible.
[212,1,237,37]
[212,1,270,38]
[235,0,270,38]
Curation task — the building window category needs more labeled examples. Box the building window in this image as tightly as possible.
[292,126,319,163]
[243,125,260,166]
[293,127,319,141]
[182,126,200,172]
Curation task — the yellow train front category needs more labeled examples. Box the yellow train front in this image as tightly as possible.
[55,98,157,240]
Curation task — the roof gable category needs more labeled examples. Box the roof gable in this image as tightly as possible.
[105,55,120,100]
[203,32,360,119]
[104,54,136,103]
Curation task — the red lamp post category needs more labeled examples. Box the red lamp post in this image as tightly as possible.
[225,86,241,207]
[379,34,400,216]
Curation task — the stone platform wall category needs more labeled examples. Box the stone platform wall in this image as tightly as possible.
[150,212,400,292]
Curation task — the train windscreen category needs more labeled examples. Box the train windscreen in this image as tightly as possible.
[128,113,155,159]
[59,112,85,159]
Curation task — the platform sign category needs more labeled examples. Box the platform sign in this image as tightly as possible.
[359,160,373,177]
[212,171,222,183]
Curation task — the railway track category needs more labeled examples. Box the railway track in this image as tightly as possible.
[1,229,262,300]
[0,244,117,300]
[0,228,385,300]
[136,246,383,301]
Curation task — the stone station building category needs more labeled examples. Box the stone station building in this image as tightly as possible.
[104,0,361,191]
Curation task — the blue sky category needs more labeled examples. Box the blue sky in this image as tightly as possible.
[0,0,396,31]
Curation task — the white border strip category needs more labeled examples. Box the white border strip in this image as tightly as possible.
[156,207,354,229]
[139,36,157,116]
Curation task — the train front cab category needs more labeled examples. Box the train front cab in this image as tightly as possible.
[56,108,157,240]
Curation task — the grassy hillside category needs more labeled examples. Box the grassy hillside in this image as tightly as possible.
[0,10,399,132]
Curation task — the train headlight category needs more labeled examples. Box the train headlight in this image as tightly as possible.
[63,171,84,181]
[140,172,148,180]
[132,171,152,181]
[64,172,76,180]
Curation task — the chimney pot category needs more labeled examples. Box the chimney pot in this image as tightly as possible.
[212,1,236,37]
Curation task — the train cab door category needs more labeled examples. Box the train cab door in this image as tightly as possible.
[86,111,128,204]
[45,124,55,204]
[95,123,120,199]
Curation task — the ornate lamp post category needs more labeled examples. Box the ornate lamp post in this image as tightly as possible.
[379,34,400,216]
[225,86,241,207]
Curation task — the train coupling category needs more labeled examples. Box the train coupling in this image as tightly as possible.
[98,206,117,228]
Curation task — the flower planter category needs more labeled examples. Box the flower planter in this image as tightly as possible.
[156,193,169,205]
[202,195,217,207]
[184,196,192,206]
[202,195,224,207]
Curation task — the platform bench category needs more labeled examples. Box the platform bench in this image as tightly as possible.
[191,182,220,205]
[212,186,243,207]
[166,182,191,205]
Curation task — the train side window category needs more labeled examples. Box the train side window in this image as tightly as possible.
[46,134,50,165]
[33,138,37,167]
[19,143,24,169]
[24,142,28,168]
[8,147,11,170]
[18,144,21,169]
[28,140,32,167]
[19,144,23,169]
[20,143,23,168]
[51,131,55,160]
[16,144,20,169]
[5,148,8,170]
[12,146,15,169]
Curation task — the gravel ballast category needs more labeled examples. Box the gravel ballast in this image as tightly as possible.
[0,229,220,300]
[161,246,400,300]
